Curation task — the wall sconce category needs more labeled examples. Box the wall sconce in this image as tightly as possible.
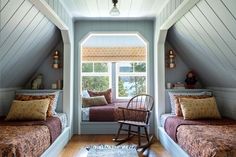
[167,50,176,68]
[52,50,60,69]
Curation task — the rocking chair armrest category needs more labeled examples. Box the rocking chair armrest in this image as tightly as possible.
[118,107,149,113]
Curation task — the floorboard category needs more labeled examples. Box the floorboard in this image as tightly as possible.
[59,135,171,157]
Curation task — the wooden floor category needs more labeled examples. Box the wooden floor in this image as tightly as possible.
[59,135,171,157]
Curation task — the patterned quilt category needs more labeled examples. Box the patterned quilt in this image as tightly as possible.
[177,125,236,157]
[164,116,236,157]
[0,117,62,157]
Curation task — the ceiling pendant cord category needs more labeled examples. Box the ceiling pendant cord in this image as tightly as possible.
[110,0,120,16]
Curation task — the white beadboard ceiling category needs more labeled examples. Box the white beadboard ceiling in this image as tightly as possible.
[60,0,167,18]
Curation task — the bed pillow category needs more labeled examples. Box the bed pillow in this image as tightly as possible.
[5,99,50,121]
[15,94,55,117]
[82,96,108,107]
[15,91,59,116]
[174,95,212,116]
[179,97,221,120]
[88,89,112,103]
[168,92,208,115]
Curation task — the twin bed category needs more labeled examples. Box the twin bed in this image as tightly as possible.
[159,90,236,157]
[0,90,69,157]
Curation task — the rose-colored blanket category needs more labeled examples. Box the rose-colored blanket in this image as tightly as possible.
[164,116,236,157]
[0,117,62,157]
[89,102,127,121]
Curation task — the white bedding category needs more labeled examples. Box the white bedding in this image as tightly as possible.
[54,113,68,130]
[160,113,175,127]
[81,107,90,121]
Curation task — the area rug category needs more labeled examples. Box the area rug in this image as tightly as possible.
[85,144,138,157]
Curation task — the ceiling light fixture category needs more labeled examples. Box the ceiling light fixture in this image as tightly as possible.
[110,0,120,16]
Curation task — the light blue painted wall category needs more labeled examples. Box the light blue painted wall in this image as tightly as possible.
[165,41,190,87]
[73,20,154,134]
[25,40,63,89]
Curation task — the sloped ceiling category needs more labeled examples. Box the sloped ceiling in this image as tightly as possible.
[0,0,62,88]
[167,0,236,88]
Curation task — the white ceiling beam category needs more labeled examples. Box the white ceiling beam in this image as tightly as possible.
[30,0,68,30]
[160,0,200,30]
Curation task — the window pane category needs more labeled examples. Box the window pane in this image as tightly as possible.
[94,63,108,72]
[134,63,146,72]
[82,76,109,91]
[119,63,133,72]
[82,63,93,72]
[118,76,146,97]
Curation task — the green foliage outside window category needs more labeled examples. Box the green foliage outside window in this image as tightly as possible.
[82,76,109,91]
[133,62,146,72]
[82,63,93,72]
[118,79,128,97]
[94,63,108,72]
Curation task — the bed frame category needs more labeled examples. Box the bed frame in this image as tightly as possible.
[41,127,70,157]
[158,127,189,157]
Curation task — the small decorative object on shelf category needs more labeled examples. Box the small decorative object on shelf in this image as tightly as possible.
[51,83,57,89]
[52,50,60,69]
[185,70,197,89]
[166,82,173,89]
[173,82,185,89]
[167,50,176,68]
[31,74,44,89]
[57,80,63,89]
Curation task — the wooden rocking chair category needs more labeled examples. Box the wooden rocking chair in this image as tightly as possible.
[113,94,154,149]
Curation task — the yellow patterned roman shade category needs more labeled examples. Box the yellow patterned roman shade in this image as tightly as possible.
[82,47,146,61]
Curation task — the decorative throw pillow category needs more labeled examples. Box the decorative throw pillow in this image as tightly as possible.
[6,99,50,121]
[15,94,55,117]
[168,92,208,114]
[15,91,60,116]
[174,95,212,116]
[82,96,108,107]
[179,97,221,120]
[88,89,112,103]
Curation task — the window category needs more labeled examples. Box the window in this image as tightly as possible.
[81,62,111,91]
[116,62,147,98]
[81,61,147,99]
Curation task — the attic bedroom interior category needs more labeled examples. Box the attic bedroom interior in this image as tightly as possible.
[0,0,235,157]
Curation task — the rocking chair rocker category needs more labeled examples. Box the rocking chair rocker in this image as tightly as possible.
[113,94,154,148]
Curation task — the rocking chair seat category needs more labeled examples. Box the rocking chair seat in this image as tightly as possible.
[118,120,147,127]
